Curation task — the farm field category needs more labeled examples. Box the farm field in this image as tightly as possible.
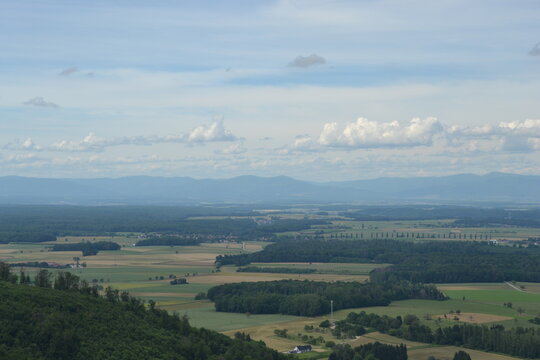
[407,346,522,360]
[1,216,540,358]
[222,282,540,357]
[0,236,372,333]
[248,262,387,275]
[283,218,540,242]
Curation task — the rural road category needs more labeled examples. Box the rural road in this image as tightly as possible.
[505,281,526,292]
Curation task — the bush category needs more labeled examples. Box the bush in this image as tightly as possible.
[320,319,331,328]
[194,292,207,300]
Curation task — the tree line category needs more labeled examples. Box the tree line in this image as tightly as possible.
[206,280,446,317]
[0,231,57,244]
[335,310,540,359]
[236,266,317,274]
[0,261,288,360]
[341,205,540,227]
[51,241,121,256]
[135,236,203,246]
[9,261,71,269]
[216,239,540,283]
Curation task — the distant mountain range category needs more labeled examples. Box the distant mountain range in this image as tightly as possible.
[0,172,538,205]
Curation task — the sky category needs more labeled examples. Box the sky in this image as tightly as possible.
[1,0,539,181]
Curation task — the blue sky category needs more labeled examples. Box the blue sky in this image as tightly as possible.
[1,0,539,180]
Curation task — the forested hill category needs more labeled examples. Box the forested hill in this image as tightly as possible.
[0,280,287,360]
[1,172,539,204]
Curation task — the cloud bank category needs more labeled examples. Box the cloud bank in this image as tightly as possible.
[288,117,540,153]
[6,120,240,153]
[318,117,444,148]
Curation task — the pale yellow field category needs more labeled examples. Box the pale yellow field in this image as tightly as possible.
[223,316,331,352]
[188,271,369,285]
[437,284,509,291]
[351,332,425,348]
[408,346,522,360]
[512,282,540,294]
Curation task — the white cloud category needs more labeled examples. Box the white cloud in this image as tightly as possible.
[290,134,317,151]
[448,119,540,152]
[50,133,107,152]
[288,54,326,68]
[187,120,239,142]
[13,120,240,153]
[23,96,59,108]
[318,117,444,148]
[214,143,246,155]
[3,138,43,151]
[284,118,540,155]
[499,119,540,135]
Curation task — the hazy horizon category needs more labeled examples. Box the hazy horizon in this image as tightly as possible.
[0,170,534,182]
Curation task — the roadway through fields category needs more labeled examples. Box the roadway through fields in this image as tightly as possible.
[505,281,526,292]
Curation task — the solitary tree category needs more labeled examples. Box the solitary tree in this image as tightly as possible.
[35,269,52,288]
[453,350,471,360]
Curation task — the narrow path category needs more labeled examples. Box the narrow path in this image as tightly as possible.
[505,281,526,292]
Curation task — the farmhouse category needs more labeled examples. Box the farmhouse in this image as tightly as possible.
[287,345,312,354]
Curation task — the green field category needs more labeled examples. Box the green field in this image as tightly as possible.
[249,262,388,275]
[2,217,540,358]
[280,219,540,242]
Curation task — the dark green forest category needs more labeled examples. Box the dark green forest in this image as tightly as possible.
[51,241,121,256]
[340,206,540,227]
[135,236,203,246]
[0,232,56,244]
[0,262,288,360]
[0,206,326,242]
[217,239,540,283]
[206,280,446,316]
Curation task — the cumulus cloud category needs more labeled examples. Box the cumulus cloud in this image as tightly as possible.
[12,121,240,153]
[187,120,239,142]
[287,118,540,154]
[449,119,540,152]
[288,54,326,68]
[58,67,79,76]
[214,143,246,155]
[290,134,317,151]
[50,133,107,152]
[529,43,540,56]
[3,138,43,151]
[318,117,444,148]
[23,96,59,108]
